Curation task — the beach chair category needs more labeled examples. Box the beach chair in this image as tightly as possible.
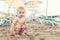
[42,17,60,26]
[0,18,11,26]
[38,16,57,26]
[52,18,60,26]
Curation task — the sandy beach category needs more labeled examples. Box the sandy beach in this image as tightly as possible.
[0,23,60,40]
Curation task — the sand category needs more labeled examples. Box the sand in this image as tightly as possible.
[0,23,60,40]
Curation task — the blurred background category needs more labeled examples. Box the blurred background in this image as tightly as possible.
[0,0,60,26]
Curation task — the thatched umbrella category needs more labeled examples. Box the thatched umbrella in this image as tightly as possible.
[3,0,42,11]
[3,0,42,18]
[24,1,42,18]
[25,1,42,7]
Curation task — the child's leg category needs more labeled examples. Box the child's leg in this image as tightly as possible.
[12,27,21,37]
[11,27,20,37]
[21,28,27,35]
[15,27,21,35]
[10,27,16,36]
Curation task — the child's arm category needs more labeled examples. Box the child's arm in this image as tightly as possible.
[11,18,18,27]
[22,21,26,27]
[21,21,27,29]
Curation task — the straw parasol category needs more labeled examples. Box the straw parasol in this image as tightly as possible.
[3,0,42,8]
[25,1,42,7]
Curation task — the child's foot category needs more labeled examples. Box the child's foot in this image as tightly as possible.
[22,34,26,36]
[14,35,20,37]
[22,33,27,37]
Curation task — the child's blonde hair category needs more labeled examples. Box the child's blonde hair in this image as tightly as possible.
[17,7,25,13]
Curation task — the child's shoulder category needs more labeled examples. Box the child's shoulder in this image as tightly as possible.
[14,17,18,20]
